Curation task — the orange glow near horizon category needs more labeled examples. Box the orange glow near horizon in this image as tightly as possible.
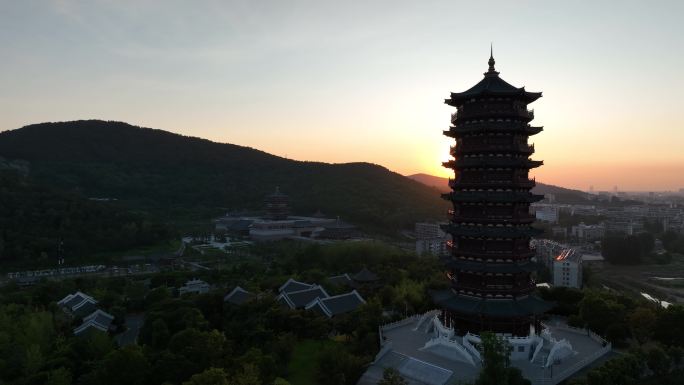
[1,2,683,192]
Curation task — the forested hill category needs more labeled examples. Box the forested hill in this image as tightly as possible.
[0,170,176,263]
[0,120,447,230]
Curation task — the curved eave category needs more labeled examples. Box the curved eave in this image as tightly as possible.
[441,191,545,203]
[431,290,553,317]
[445,259,543,274]
[446,90,542,106]
[444,125,543,137]
[444,224,544,238]
[448,158,543,169]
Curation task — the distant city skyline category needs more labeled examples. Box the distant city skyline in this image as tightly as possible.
[1,1,683,191]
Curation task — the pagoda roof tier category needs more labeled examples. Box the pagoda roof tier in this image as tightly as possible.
[444,224,543,238]
[443,158,543,169]
[431,290,552,317]
[445,67,541,106]
[444,259,542,274]
[449,179,536,191]
[445,124,543,137]
[442,191,544,203]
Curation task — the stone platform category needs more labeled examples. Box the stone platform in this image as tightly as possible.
[357,314,612,385]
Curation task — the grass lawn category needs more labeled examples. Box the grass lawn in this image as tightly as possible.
[287,339,338,385]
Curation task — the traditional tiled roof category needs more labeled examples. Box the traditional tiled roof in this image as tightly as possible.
[73,309,114,336]
[57,291,98,314]
[179,279,210,295]
[328,274,353,288]
[278,278,315,293]
[224,286,256,305]
[353,267,379,282]
[278,285,329,309]
[445,60,541,106]
[305,290,366,318]
[431,290,552,317]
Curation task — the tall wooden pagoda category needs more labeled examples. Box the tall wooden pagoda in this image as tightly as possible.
[432,51,552,337]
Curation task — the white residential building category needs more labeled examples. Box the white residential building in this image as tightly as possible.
[179,279,211,295]
[533,204,560,223]
[553,249,583,289]
[570,222,605,241]
[414,222,449,256]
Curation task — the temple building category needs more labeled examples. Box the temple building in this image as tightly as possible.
[432,49,552,337]
[358,52,613,385]
[216,187,362,242]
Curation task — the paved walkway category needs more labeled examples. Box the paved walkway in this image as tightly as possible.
[116,314,145,346]
[358,317,611,385]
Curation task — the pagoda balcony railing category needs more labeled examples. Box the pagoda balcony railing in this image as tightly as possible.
[452,283,536,296]
[451,108,534,123]
[445,241,536,256]
[447,208,536,220]
[448,177,536,189]
[451,143,534,155]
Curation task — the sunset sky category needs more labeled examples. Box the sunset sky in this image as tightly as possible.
[1,1,683,191]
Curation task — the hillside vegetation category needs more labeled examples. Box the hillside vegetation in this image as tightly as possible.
[0,121,447,232]
[0,170,175,264]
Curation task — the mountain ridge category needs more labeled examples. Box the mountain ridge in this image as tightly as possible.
[0,120,449,231]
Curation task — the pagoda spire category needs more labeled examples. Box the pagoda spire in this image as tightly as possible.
[486,43,499,76]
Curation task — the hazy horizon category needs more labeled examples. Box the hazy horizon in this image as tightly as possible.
[2,1,683,191]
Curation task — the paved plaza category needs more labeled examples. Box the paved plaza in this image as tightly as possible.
[358,315,612,385]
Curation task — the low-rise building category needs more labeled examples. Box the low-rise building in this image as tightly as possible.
[275,278,365,317]
[179,279,210,296]
[305,290,366,318]
[533,204,560,223]
[57,291,99,318]
[224,286,256,305]
[571,222,605,242]
[414,222,449,256]
[73,309,115,336]
[553,249,582,289]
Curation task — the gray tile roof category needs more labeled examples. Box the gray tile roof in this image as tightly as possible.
[278,278,315,293]
[353,267,379,282]
[58,291,98,314]
[280,285,329,309]
[224,286,256,305]
[328,274,352,288]
[74,309,114,336]
[306,290,366,317]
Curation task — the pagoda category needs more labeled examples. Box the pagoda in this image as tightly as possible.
[264,187,289,220]
[433,50,552,337]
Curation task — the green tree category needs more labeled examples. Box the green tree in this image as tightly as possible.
[628,307,657,342]
[475,332,511,385]
[579,292,626,335]
[93,345,151,385]
[474,332,530,385]
[645,345,670,376]
[182,367,229,385]
[46,367,72,385]
[378,368,408,385]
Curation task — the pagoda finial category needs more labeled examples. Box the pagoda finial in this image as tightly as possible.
[485,43,499,76]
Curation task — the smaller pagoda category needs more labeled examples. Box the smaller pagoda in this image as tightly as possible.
[264,187,289,220]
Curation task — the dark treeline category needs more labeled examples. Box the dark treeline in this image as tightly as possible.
[601,233,655,264]
[0,120,447,232]
[0,170,176,263]
[0,241,443,385]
